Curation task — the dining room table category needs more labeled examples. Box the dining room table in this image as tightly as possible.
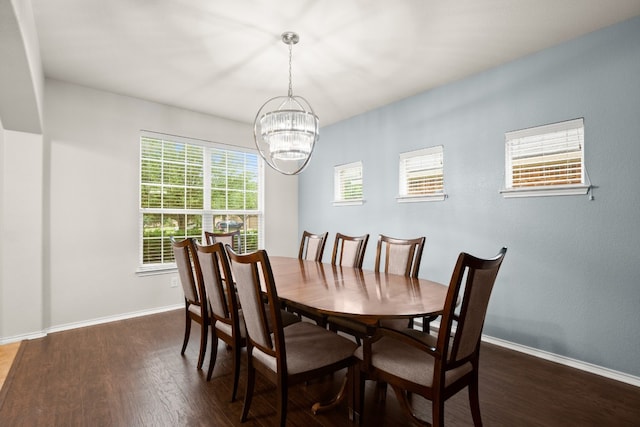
[268,256,449,325]
[265,256,450,418]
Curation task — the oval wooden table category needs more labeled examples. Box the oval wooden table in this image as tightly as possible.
[266,256,449,418]
[269,256,449,324]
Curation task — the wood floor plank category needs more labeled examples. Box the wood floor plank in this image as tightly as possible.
[0,310,638,426]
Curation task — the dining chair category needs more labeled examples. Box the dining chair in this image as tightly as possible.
[331,232,369,268]
[374,234,425,277]
[286,231,330,326]
[205,230,241,252]
[298,230,328,262]
[205,230,241,285]
[328,234,425,342]
[195,241,245,401]
[375,234,431,332]
[354,247,507,426]
[226,246,358,427]
[171,237,208,370]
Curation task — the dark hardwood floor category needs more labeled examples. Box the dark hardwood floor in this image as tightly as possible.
[1,310,638,426]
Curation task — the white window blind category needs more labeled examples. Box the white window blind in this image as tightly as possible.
[333,161,364,206]
[398,146,445,202]
[502,118,590,198]
[139,132,263,272]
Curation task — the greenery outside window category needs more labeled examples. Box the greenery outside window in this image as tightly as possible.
[398,146,445,202]
[501,118,590,198]
[139,132,263,273]
[333,161,364,206]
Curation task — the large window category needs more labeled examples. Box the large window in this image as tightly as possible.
[502,118,590,198]
[139,132,263,271]
[398,146,445,202]
[333,161,364,206]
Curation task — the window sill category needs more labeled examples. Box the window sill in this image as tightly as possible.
[500,184,590,198]
[332,199,365,207]
[397,193,447,203]
[135,265,178,276]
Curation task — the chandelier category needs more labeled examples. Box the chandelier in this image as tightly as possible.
[253,32,319,175]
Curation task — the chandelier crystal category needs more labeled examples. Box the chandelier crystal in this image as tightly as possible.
[254,32,319,175]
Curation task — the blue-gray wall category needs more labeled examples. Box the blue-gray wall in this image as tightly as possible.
[299,16,640,377]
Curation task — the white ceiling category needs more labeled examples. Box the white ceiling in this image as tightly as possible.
[31,0,640,126]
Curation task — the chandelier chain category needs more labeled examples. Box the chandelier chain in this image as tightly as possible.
[288,42,293,97]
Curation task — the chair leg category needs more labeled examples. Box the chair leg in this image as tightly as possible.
[374,381,387,402]
[469,373,483,426]
[231,342,242,402]
[206,334,219,381]
[277,381,288,427]
[353,365,365,425]
[432,397,445,427]
[181,307,191,355]
[197,320,208,370]
[241,360,255,422]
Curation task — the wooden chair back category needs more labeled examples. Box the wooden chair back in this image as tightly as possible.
[331,232,369,268]
[205,230,241,252]
[374,234,425,278]
[298,231,328,262]
[196,241,238,327]
[439,247,507,366]
[226,247,285,364]
[172,237,203,306]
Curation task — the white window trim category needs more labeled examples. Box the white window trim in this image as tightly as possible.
[136,265,178,276]
[500,183,590,198]
[501,118,590,198]
[332,199,366,207]
[397,193,447,203]
[332,161,365,206]
[137,131,264,274]
[397,146,446,203]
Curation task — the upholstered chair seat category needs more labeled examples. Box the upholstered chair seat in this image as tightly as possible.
[253,321,357,375]
[354,335,469,388]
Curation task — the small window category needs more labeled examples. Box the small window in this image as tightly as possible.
[398,146,445,202]
[501,118,590,198]
[333,161,364,206]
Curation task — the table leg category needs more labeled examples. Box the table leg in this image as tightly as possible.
[311,373,349,414]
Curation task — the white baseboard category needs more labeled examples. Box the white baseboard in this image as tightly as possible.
[0,304,182,345]
[415,319,640,388]
[481,335,640,388]
[0,331,47,345]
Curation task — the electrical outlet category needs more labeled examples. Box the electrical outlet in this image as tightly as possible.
[170,277,179,288]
